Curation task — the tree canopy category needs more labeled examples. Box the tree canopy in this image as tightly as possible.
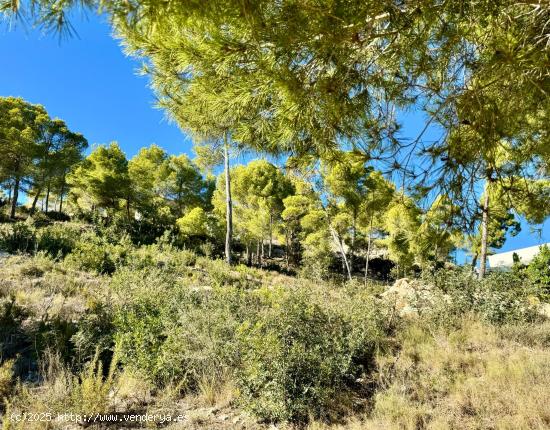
[2,1,549,274]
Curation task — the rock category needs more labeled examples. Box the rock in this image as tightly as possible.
[381,278,439,318]
[540,303,550,319]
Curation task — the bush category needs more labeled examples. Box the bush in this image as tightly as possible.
[111,267,250,388]
[124,239,197,272]
[26,212,52,228]
[0,296,30,363]
[0,221,82,258]
[34,317,79,365]
[0,209,9,223]
[421,269,542,325]
[109,214,174,246]
[299,231,335,281]
[44,211,71,222]
[0,359,15,401]
[71,349,119,415]
[36,223,81,258]
[108,262,389,422]
[71,301,115,366]
[526,245,550,299]
[65,231,132,274]
[0,222,36,253]
[237,289,386,422]
[3,351,119,430]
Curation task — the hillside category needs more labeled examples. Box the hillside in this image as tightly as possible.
[1,221,549,429]
[2,2,550,428]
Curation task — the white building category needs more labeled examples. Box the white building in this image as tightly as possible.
[488,243,550,269]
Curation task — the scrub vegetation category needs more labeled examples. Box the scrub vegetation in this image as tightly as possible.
[1,0,550,427]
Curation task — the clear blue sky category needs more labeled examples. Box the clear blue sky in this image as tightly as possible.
[1,12,548,258]
[1,13,192,158]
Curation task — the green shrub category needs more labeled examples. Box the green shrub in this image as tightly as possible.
[44,211,71,222]
[0,359,15,402]
[111,267,251,387]
[196,257,234,287]
[26,212,52,228]
[198,241,216,258]
[0,209,9,223]
[65,231,132,274]
[0,222,36,253]
[34,317,79,364]
[112,270,170,381]
[237,290,386,422]
[0,221,83,258]
[0,297,28,360]
[124,240,197,272]
[71,349,119,415]
[526,245,550,299]
[422,269,542,325]
[299,231,335,281]
[109,263,388,422]
[4,351,119,430]
[69,300,115,368]
[36,223,81,258]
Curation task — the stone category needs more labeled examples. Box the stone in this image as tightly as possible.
[539,303,550,319]
[381,278,439,318]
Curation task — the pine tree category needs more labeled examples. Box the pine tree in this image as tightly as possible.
[29,118,87,214]
[0,97,49,218]
[68,142,132,217]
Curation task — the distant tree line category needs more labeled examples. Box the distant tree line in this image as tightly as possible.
[0,97,88,218]
[3,0,550,276]
[4,96,541,279]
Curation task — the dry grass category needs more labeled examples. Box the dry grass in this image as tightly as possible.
[298,317,550,430]
[116,370,154,407]
[366,317,550,430]
[196,371,235,408]
[0,359,15,401]
[2,350,119,430]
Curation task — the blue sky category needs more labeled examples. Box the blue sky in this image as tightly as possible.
[1,13,191,158]
[1,12,548,258]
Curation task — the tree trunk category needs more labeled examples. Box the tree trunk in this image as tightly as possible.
[59,181,66,213]
[350,209,357,272]
[126,198,131,219]
[8,185,12,205]
[10,176,20,219]
[330,226,352,281]
[30,188,43,214]
[268,212,273,258]
[257,240,262,266]
[246,244,252,266]
[285,231,290,269]
[478,191,490,279]
[223,135,233,265]
[45,183,51,213]
[364,216,374,285]
[471,253,478,271]
[261,239,265,261]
